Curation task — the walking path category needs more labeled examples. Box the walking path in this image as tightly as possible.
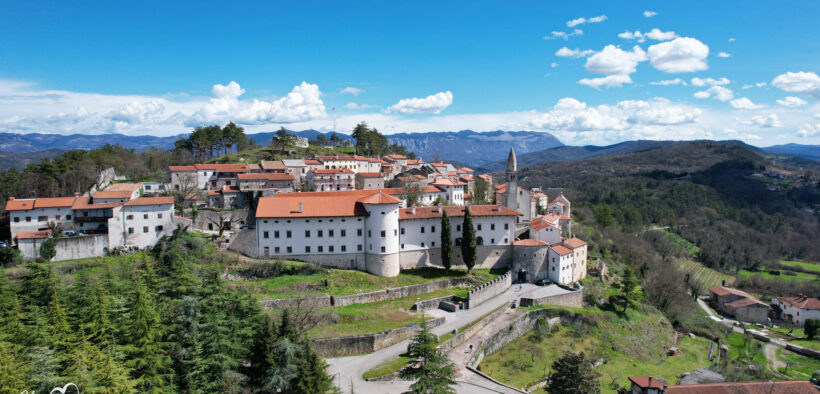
[327,283,542,394]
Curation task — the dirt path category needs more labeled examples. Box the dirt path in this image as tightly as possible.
[765,343,786,371]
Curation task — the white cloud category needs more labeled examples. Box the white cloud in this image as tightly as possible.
[644,10,657,18]
[771,71,820,99]
[691,77,730,87]
[578,75,633,89]
[730,97,765,110]
[618,28,677,43]
[717,52,731,58]
[344,102,375,110]
[693,86,734,102]
[555,47,595,58]
[551,62,559,68]
[585,45,647,76]
[650,78,684,86]
[647,37,710,73]
[728,38,736,42]
[340,87,364,95]
[797,121,820,137]
[567,14,607,27]
[544,29,583,40]
[777,96,808,107]
[749,114,781,128]
[742,82,767,89]
[387,91,453,114]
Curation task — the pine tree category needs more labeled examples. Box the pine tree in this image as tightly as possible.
[188,302,240,392]
[264,337,299,393]
[95,342,135,393]
[278,308,298,342]
[0,336,30,391]
[249,313,277,386]
[124,279,173,391]
[172,295,203,391]
[441,210,453,273]
[461,206,477,273]
[401,318,456,394]
[21,261,56,307]
[547,351,600,394]
[294,340,334,394]
[25,346,63,393]
[617,267,642,313]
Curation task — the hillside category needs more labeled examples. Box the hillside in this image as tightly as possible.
[0,132,183,152]
[0,149,65,170]
[763,143,820,161]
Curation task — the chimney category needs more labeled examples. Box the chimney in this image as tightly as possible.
[298,203,303,213]
[438,204,442,213]
[648,377,652,390]
[74,192,80,197]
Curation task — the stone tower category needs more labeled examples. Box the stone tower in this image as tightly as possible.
[505,147,518,211]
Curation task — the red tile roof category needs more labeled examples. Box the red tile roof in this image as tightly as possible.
[432,178,467,187]
[551,245,573,255]
[399,205,520,220]
[514,239,549,247]
[629,377,666,390]
[357,192,403,205]
[318,155,357,161]
[72,197,124,210]
[666,380,818,394]
[304,159,321,165]
[459,167,474,172]
[260,160,287,170]
[105,183,142,192]
[35,197,79,208]
[431,163,447,167]
[123,197,174,206]
[777,295,820,310]
[194,163,250,172]
[5,199,35,211]
[709,286,755,298]
[92,190,133,199]
[17,230,51,240]
[237,173,294,181]
[725,297,770,309]
[357,172,382,177]
[563,237,587,249]
[256,190,371,218]
[168,165,197,171]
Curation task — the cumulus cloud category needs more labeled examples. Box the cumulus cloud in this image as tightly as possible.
[567,14,607,27]
[650,78,685,86]
[693,86,734,102]
[717,52,731,58]
[730,97,765,110]
[187,81,326,126]
[749,114,781,128]
[691,77,730,87]
[618,28,677,43]
[644,10,657,18]
[777,96,808,107]
[585,45,647,76]
[772,71,820,99]
[340,87,364,95]
[742,82,767,89]
[551,62,558,68]
[647,37,709,73]
[797,120,820,137]
[578,75,633,89]
[344,102,375,110]
[387,91,453,114]
[106,100,166,125]
[544,29,583,40]
[728,38,736,42]
[555,47,595,58]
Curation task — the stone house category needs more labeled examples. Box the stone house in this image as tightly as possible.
[709,286,770,324]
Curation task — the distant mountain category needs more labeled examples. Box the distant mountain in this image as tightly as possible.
[245,129,353,146]
[478,140,686,172]
[0,149,65,170]
[0,132,183,153]
[762,143,820,161]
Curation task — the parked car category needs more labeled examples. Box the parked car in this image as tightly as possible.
[0,241,8,248]
[62,230,77,237]
[240,225,255,231]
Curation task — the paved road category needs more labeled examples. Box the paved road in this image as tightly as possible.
[327,283,542,394]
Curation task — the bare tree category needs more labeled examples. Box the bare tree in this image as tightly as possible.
[204,209,241,237]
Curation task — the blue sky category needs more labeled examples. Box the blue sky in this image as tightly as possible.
[1,1,819,145]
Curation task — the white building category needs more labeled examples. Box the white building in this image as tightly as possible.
[355,172,385,190]
[237,173,295,192]
[772,295,820,327]
[253,189,520,277]
[430,178,466,205]
[168,163,252,191]
[307,169,355,191]
[548,245,574,284]
[318,155,358,171]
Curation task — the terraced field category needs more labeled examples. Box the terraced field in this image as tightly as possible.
[675,259,734,291]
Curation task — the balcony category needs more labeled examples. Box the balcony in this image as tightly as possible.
[74,215,113,223]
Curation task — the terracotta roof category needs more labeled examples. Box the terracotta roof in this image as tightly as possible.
[460,175,474,182]
[357,192,402,205]
[168,165,197,171]
[478,174,492,181]
[221,186,242,193]
[709,286,755,298]
[629,377,666,390]
[194,163,250,172]
[531,214,560,231]
[532,192,547,198]
[35,197,79,208]
[384,154,407,160]
[548,201,566,206]
[304,159,321,165]
[460,167,474,172]
[357,172,382,178]
[381,186,444,195]
[123,197,174,206]
[399,205,521,220]
[105,183,142,192]
[551,245,573,255]
[666,380,818,394]
[256,191,371,218]
[17,230,51,240]
[405,159,424,165]
[260,160,287,170]
[431,178,467,186]
[247,164,261,170]
[208,190,221,196]
[92,190,133,199]
[431,163,447,167]
[725,297,770,309]
[559,215,571,221]
[72,197,124,210]
[563,237,587,249]
[237,173,294,181]
[777,295,820,310]
[514,239,549,247]
[5,199,35,211]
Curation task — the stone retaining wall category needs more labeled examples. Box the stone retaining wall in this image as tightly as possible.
[332,277,473,307]
[438,305,509,352]
[313,317,445,357]
[413,295,457,311]
[467,272,511,309]
[519,288,583,308]
[259,296,332,309]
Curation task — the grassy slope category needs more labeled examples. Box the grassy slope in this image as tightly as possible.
[676,259,734,291]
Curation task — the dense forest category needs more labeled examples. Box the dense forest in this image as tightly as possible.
[0,231,333,392]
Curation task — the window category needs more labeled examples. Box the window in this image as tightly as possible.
[318,246,323,253]
[381,246,386,252]
[275,247,280,254]
[329,230,334,237]
[341,229,346,237]
[158,213,163,219]
[55,215,61,220]
[341,245,346,252]
[491,224,495,230]
[420,226,425,233]
[13,217,18,223]
[504,223,509,230]
[552,267,555,271]
[432,241,436,247]
[274,231,280,238]
[143,226,149,233]
[286,230,292,238]
[264,247,269,256]
[126,215,134,220]
[318,230,323,238]
[477,224,482,231]
[66,215,71,220]
[305,230,310,237]
[128,227,134,234]
[305,246,311,253]
[380,230,386,238]
[83,212,88,217]
[504,238,508,243]
[431,226,436,233]
[357,229,363,236]
[287,246,292,253]
[263,231,269,239]
[38,216,47,222]
[455,238,462,246]
[491,238,495,244]
[401,244,405,249]
[394,229,397,236]
[329,245,334,252]
[358,244,363,251]
[144,214,148,219]
[421,242,425,247]
[456,224,461,231]
[401,228,405,235]
[368,230,372,237]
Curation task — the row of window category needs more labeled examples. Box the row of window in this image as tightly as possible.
[125,213,163,220]
[400,236,508,249]
[399,222,509,234]
[14,214,73,223]
[127,225,164,234]
[263,244,364,255]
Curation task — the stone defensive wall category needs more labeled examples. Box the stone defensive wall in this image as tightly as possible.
[466,272,511,309]
[399,245,513,271]
[438,305,509,353]
[519,288,583,308]
[313,316,446,357]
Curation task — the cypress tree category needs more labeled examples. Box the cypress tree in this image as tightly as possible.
[401,317,456,394]
[21,261,56,307]
[441,210,453,273]
[461,206,477,273]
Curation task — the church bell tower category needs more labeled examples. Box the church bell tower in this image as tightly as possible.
[505,147,518,212]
